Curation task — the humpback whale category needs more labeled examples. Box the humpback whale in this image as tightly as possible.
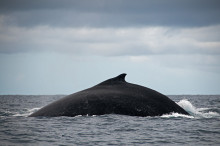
[29,73,189,117]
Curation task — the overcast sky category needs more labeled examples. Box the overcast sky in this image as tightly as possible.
[0,0,220,94]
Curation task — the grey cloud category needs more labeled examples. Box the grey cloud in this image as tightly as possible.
[0,26,219,55]
[0,0,220,27]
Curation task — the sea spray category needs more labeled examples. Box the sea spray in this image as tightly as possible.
[177,99,219,118]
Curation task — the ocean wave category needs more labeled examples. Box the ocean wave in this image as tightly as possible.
[176,99,220,118]
[12,107,41,117]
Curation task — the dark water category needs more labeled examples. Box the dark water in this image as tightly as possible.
[0,95,220,146]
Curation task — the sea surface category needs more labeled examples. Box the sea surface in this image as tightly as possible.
[0,95,219,146]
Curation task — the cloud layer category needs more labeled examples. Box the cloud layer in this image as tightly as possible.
[1,24,220,56]
[1,0,220,27]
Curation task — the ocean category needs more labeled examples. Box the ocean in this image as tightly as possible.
[0,95,219,146]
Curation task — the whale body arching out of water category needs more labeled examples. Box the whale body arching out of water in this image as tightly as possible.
[29,73,189,117]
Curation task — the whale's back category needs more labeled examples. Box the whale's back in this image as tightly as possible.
[29,74,189,117]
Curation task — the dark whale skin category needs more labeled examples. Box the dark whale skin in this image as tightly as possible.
[29,73,189,117]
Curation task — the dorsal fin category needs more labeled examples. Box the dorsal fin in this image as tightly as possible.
[113,73,127,82]
[98,73,127,86]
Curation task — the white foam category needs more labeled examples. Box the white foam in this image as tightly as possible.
[176,99,197,115]
[161,112,194,118]
[197,108,211,112]
[75,115,83,117]
[13,107,41,117]
[176,99,219,118]
[28,107,41,113]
